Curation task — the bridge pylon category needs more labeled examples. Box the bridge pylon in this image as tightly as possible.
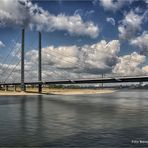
[21,29,25,92]
[38,32,42,93]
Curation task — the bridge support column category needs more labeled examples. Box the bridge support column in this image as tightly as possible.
[38,32,42,93]
[14,85,17,92]
[5,85,8,91]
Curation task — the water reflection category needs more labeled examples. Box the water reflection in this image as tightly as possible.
[0,90,148,147]
[20,96,26,131]
[36,95,44,145]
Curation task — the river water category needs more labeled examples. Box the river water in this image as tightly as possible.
[0,90,148,147]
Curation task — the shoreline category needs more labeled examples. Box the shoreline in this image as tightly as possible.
[0,91,40,96]
[0,88,115,96]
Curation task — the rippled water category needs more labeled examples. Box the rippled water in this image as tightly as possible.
[0,90,148,147]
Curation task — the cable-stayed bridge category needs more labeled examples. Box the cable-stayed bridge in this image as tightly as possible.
[0,29,148,93]
[0,76,148,85]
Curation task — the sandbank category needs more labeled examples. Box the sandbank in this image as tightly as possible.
[0,88,115,96]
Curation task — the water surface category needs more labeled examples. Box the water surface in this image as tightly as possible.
[0,90,148,147]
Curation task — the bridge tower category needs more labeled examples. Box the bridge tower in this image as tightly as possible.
[21,29,25,92]
[38,32,42,93]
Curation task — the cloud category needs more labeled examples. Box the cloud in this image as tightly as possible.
[0,62,21,83]
[26,45,79,70]
[0,41,5,48]
[113,52,147,76]
[11,39,119,81]
[100,0,127,11]
[1,40,148,82]
[11,42,21,59]
[48,14,99,38]
[142,65,148,73]
[26,40,120,76]
[74,9,83,16]
[106,17,115,25]
[118,7,148,40]
[1,40,120,82]
[78,40,120,74]
[118,10,143,39]
[0,0,99,38]
[85,10,95,17]
[130,32,148,56]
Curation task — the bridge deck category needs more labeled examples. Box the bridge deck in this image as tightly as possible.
[0,76,148,86]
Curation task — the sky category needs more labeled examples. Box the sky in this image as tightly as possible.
[0,0,148,83]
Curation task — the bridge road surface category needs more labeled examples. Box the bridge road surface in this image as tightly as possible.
[0,76,148,86]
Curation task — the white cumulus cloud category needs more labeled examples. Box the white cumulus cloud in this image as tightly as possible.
[1,40,120,82]
[78,40,120,74]
[118,10,143,39]
[100,0,127,11]
[113,52,146,76]
[1,40,148,82]
[130,32,148,56]
[142,65,148,73]
[0,0,99,38]
[26,40,120,76]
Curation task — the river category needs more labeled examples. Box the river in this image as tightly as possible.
[0,89,148,147]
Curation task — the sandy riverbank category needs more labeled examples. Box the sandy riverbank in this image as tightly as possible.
[0,88,115,96]
[0,91,40,96]
[45,88,115,95]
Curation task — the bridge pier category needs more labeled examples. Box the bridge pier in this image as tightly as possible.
[14,85,17,92]
[21,84,26,92]
[5,85,8,91]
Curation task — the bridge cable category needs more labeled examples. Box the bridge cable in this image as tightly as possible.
[3,59,21,83]
[1,48,21,79]
[0,32,21,75]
